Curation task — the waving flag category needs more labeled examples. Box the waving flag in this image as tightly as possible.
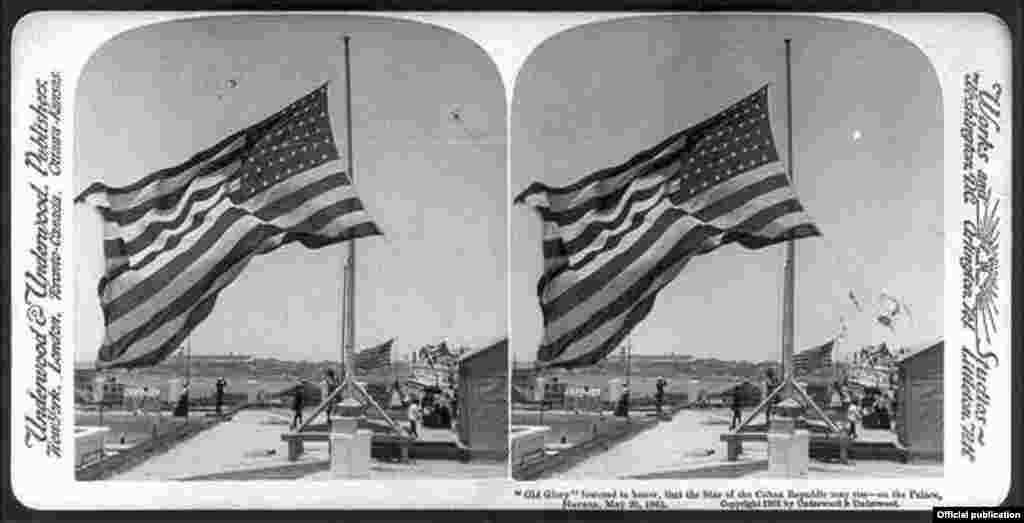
[848,290,863,312]
[418,341,454,368]
[355,339,394,372]
[837,315,849,344]
[77,84,382,369]
[876,292,910,331]
[515,85,821,368]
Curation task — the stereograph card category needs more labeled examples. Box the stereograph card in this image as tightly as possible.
[7,11,1015,512]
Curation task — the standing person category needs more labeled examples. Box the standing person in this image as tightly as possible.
[438,390,451,429]
[730,388,743,430]
[617,384,631,419]
[173,381,190,418]
[846,400,860,439]
[764,370,780,425]
[655,378,667,415]
[214,377,228,416]
[407,394,421,439]
[290,380,306,430]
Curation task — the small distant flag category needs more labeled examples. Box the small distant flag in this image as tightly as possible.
[515,85,821,369]
[77,83,382,369]
[848,290,863,312]
[876,292,909,331]
[419,341,454,367]
[837,315,848,343]
[793,339,835,376]
[355,339,394,372]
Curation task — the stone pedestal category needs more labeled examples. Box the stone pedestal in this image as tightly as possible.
[329,429,372,479]
[791,430,810,476]
[767,429,810,478]
[767,432,791,474]
[329,419,372,479]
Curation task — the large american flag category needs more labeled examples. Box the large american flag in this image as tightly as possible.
[516,86,821,369]
[355,338,394,373]
[77,84,382,369]
[793,339,835,376]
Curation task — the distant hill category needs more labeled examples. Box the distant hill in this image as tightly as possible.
[515,354,781,382]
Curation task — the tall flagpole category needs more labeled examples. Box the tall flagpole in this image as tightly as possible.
[731,38,842,440]
[343,35,357,381]
[781,38,796,384]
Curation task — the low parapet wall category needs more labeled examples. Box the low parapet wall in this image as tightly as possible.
[75,427,110,468]
[74,406,248,481]
[510,425,550,467]
[512,417,661,481]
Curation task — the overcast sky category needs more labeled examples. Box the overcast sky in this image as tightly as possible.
[511,15,943,364]
[75,15,506,363]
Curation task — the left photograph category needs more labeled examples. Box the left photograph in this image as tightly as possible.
[72,15,508,481]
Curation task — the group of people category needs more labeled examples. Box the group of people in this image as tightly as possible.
[281,368,463,439]
[405,387,457,439]
[288,368,341,430]
[720,369,898,439]
[170,376,231,418]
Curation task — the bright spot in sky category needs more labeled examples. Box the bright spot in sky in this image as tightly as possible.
[852,130,862,141]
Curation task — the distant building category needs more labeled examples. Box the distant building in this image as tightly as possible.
[169,352,252,365]
[92,376,126,406]
[895,339,943,462]
[457,339,508,460]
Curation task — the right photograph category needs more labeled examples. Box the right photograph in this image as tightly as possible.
[510,16,944,480]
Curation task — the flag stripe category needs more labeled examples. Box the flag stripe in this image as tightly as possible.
[540,161,789,276]
[102,173,358,301]
[104,155,345,251]
[546,178,799,288]
[113,165,350,270]
[543,221,715,346]
[543,185,803,313]
[546,176,669,256]
[95,145,248,225]
[99,232,276,365]
[100,209,371,365]
[793,340,834,375]
[355,339,394,371]
[542,292,660,368]
[77,133,248,208]
[101,232,291,367]
[540,251,695,363]
[102,208,372,358]
[532,152,682,227]
[515,129,689,206]
[105,193,365,329]
[105,219,283,343]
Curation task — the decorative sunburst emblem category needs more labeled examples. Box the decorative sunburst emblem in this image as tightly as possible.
[973,187,1000,347]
